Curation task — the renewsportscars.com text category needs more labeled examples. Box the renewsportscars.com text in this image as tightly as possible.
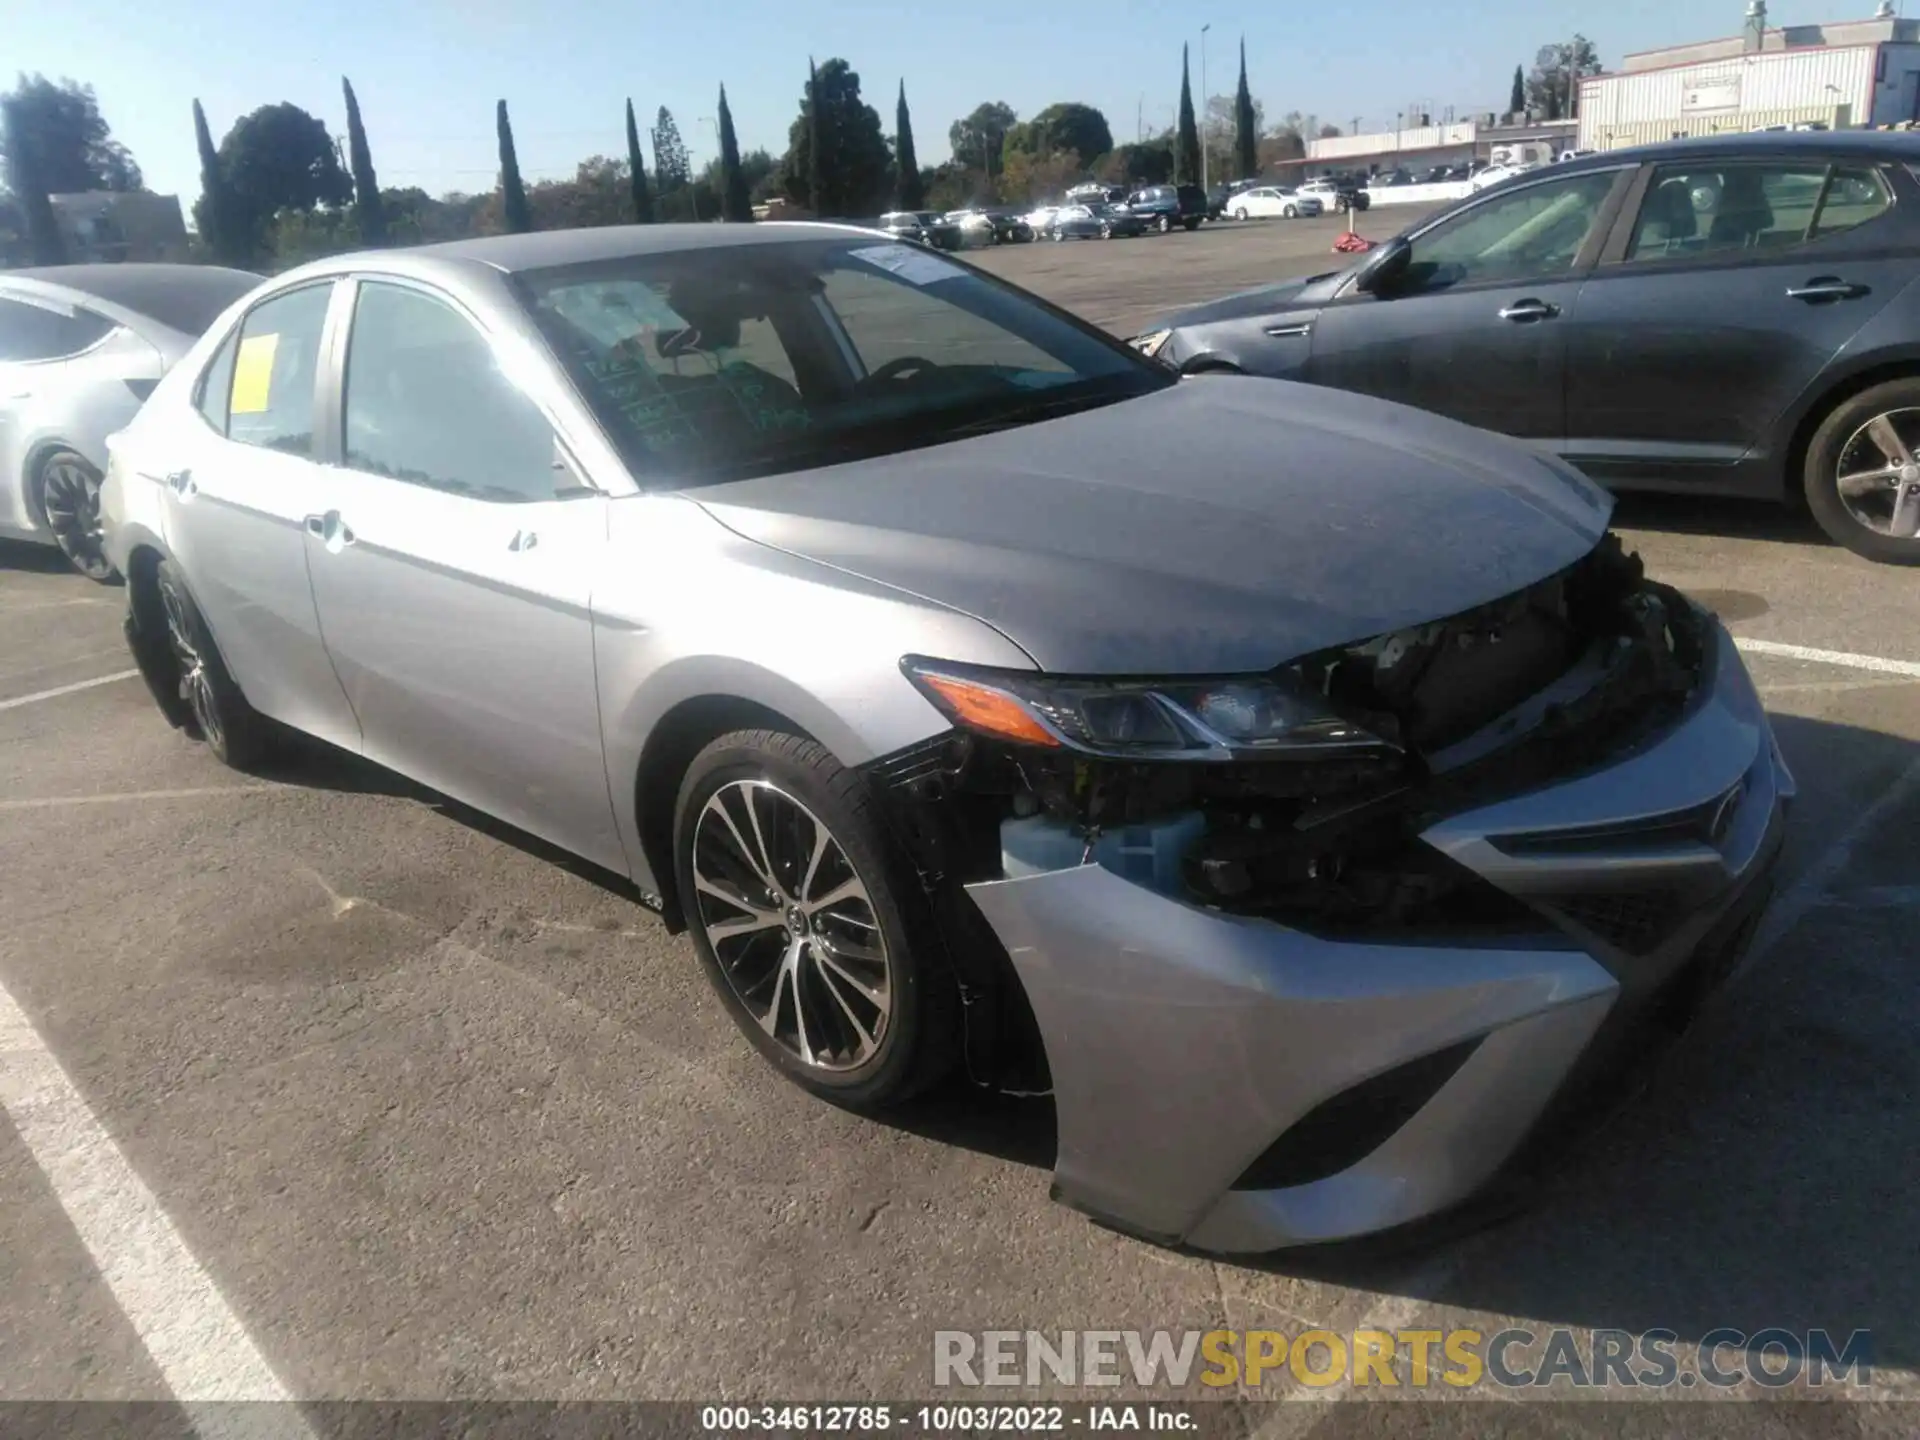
[933,1328,1874,1391]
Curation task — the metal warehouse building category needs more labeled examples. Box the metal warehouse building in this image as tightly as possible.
[1578,2,1920,149]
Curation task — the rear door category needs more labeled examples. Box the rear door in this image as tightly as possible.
[159,281,362,750]
[300,276,623,869]
[1302,165,1631,442]
[1563,156,1916,485]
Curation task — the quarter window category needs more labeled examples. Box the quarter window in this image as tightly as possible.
[196,331,239,434]
[0,296,115,363]
[342,281,559,503]
[225,284,331,456]
[1625,162,1893,262]
[1396,170,1619,293]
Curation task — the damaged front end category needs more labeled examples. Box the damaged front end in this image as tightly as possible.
[872,532,1708,972]
[861,532,1787,1250]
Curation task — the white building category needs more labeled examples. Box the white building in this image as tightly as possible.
[1579,3,1920,150]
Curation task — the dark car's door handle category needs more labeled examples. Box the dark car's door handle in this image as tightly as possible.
[1787,278,1870,303]
[1497,298,1560,323]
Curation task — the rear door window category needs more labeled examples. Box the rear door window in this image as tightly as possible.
[224,283,332,456]
[1625,162,1893,262]
[0,296,116,362]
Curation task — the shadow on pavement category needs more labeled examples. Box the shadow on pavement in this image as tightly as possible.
[1240,711,1919,1372]
[1610,491,1833,549]
[0,539,84,575]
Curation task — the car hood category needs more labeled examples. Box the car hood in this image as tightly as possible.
[693,377,1613,676]
[1145,272,1347,333]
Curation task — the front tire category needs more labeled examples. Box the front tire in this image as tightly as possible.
[673,728,957,1111]
[1805,378,1920,564]
[35,450,118,582]
[153,559,277,768]
[1156,214,1172,233]
[1283,205,1297,219]
[1232,207,1249,221]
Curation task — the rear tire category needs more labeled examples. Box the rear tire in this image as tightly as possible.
[673,728,958,1112]
[1283,205,1297,219]
[1156,214,1172,233]
[34,450,118,583]
[1804,377,1920,565]
[153,559,278,769]
[1232,207,1249,221]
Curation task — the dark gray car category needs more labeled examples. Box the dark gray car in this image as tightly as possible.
[103,222,1788,1253]
[1134,132,1920,564]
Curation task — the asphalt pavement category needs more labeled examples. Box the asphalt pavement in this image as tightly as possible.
[2,214,1918,1436]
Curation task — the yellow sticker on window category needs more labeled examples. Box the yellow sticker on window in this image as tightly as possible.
[230,332,280,415]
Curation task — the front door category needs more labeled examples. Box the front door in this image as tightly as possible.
[1563,158,1911,484]
[301,278,623,870]
[160,281,361,751]
[1304,166,1629,444]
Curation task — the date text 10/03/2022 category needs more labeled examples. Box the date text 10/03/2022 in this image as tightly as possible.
[700,1405,1199,1432]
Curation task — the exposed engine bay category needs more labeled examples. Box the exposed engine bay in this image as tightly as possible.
[866,533,1711,1086]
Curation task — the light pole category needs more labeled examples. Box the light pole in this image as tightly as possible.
[1200,23,1212,193]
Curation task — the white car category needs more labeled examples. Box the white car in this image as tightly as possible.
[1227,187,1324,220]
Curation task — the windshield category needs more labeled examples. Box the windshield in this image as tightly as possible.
[515,237,1172,486]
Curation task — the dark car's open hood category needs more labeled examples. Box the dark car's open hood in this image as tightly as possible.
[694,377,1614,676]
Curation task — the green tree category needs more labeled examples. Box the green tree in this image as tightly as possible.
[190,98,247,265]
[784,58,892,217]
[341,77,385,246]
[1233,41,1258,181]
[1004,102,1112,167]
[624,99,654,222]
[1526,37,1602,121]
[717,85,752,222]
[651,107,696,219]
[214,102,352,260]
[0,97,64,264]
[0,75,141,195]
[1096,139,1173,186]
[948,100,1016,179]
[894,81,924,210]
[496,99,532,232]
[1509,65,1526,116]
[1175,46,1200,185]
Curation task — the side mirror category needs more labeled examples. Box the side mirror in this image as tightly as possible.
[1352,235,1412,296]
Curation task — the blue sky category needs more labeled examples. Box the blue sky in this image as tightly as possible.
[20,0,1769,203]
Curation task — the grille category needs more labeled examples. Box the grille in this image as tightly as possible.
[1539,888,1688,956]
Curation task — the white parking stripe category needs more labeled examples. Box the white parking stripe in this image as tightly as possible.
[0,982,311,1425]
[1736,637,1920,678]
[0,669,140,712]
[0,787,282,812]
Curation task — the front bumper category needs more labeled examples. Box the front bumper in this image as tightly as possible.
[962,623,1791,1252]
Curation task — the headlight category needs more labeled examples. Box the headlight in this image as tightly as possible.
[902,658,1393,760]
[1129,329,1173,358]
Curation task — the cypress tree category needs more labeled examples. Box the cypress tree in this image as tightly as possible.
[625,99,654,222]
[807,57,827,217]
[342,78,386,245]
[894,81,924,210]
[191,99,239,265]
[2,99,65,265]
[1232,40,1258,181]
[1510,65,1527,117]
[718,86,752,221]
[1175,45,1201,186]
[497,99,533,233]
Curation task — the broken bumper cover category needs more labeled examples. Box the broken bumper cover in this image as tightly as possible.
[962,622,1791,1252]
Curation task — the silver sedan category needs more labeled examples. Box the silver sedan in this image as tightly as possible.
[101,224,1789,1253]
[0,264,260,578]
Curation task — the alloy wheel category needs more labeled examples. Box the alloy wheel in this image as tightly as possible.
[158,574,223,750]
[691,779,892,1073]
[40,457,113,580]
[1835,407,1920,539]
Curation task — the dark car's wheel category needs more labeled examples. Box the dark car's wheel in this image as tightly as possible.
[673,729,957,1111]
[1805,380,1920,564]
[1156,214,1172,233]
[1182,217,1201,231]
[153,559,277,768]
[34,450,118,582]
[1099,221,1113,239]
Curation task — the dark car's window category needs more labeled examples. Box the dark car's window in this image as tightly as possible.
[1397,169,1618,293]
[225,283,331,457]
[0,296,116,363]
[343,281,557,503]
[516,236,1169,485]
[1625,162,1892,262]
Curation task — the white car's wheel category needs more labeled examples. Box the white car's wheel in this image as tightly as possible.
[1283,205,1297,219]
[1232,207,1249,221]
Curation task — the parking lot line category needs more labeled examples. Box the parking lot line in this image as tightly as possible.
[0,669,140,712]
[1736,637,1920,678]
[0,980,308,1419]
[0,786,282,813]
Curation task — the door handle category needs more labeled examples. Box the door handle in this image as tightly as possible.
[305,510,355,550]
[508,529,538,552]
[1497,298,1559,323]
[304,514,325,535]
[1786,278,1869,302]
[165,468,195,496]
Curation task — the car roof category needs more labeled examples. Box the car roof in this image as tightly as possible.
[1552,129,1920,174]
[345,221,897,277]
[1,263,263,336]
